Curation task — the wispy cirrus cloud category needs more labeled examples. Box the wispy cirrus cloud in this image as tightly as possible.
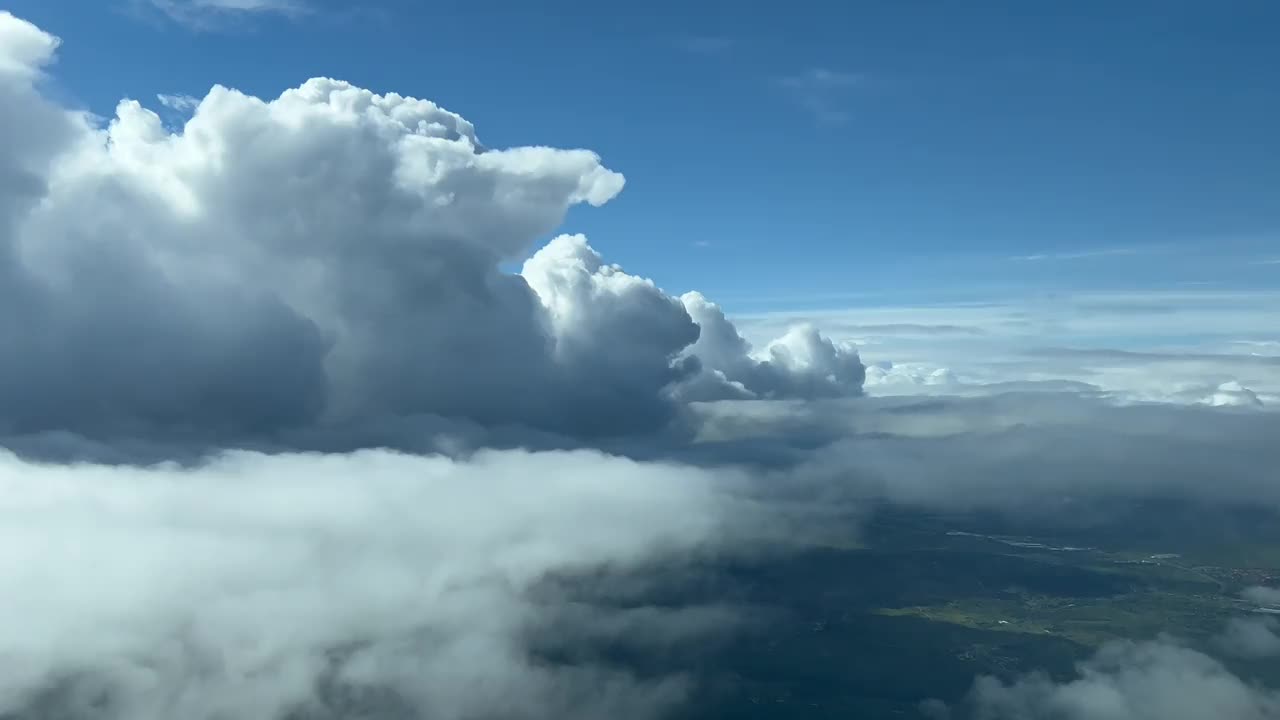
[732,288,1280,406]
[1010,246,1151,262]
[673,33,733,56]
[777,67,865,125]
[141,0,308,30]
[156,92,199,112]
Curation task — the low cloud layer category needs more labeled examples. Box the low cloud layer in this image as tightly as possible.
[1214,617,1280,659]
[0,447,741,719]
[1243,587,1280,607]
[0,11,862,456]
[690,391,1280,516]
[970,638,1280,720]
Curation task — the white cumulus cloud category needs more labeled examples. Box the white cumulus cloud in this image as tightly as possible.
[0,12,862,455]
[678,291,865,401]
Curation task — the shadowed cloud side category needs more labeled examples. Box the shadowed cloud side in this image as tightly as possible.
[0,11,863,455]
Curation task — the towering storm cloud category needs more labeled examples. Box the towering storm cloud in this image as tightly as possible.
[0,11,862,452]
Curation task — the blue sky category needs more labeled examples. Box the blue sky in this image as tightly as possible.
[13,0,1279,311]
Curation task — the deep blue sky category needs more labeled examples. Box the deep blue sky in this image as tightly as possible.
[11,0,1279,311]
